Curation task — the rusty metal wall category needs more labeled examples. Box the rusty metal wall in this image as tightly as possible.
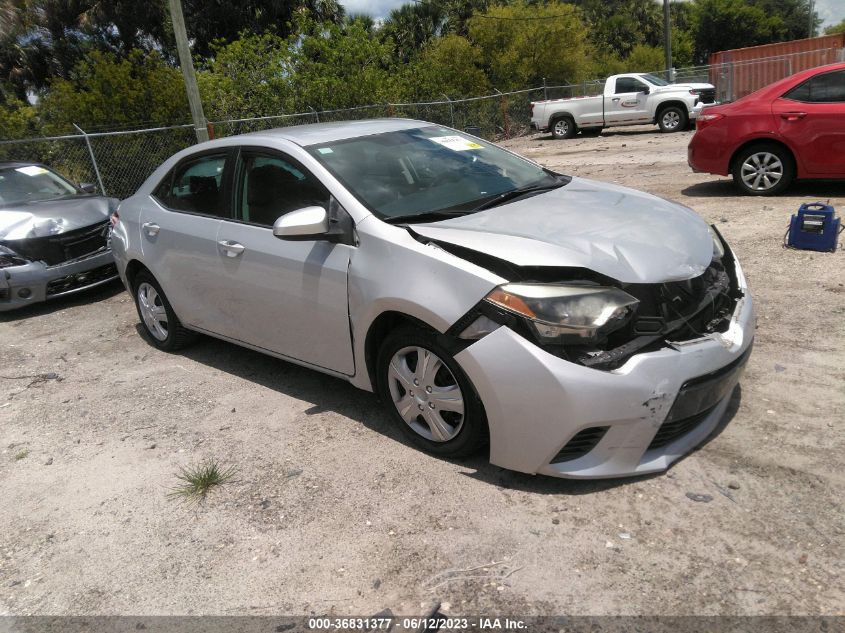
[709,34,845,101]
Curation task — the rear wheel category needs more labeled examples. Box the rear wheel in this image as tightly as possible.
[133,270,196,351]
[731,143,794,196]
[657,105,687,133]
[551,116,576,139]
[376,326,487,457]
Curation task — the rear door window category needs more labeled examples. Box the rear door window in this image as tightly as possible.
[784,70,845,103]
[615,77,647,93]
[155,153,229,217]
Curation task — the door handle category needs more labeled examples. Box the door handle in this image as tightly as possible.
[142,222,160,237]
[611,97,621,102]
[780,112,807,121]
[218,240,245,257]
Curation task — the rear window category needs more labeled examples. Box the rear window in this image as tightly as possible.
[154,153,229,217]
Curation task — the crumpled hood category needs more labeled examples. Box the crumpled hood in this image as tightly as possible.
[0,196,116,240]
[410,176,713,283]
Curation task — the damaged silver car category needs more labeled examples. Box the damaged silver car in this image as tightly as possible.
[111,120,754,479]
[0,162,118,311]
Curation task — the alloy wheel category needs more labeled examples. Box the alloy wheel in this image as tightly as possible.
[386,346,465,442]
[662,110,681,130]
[553,119,570,137]
[740,152,783,192]
[137,282,169,341]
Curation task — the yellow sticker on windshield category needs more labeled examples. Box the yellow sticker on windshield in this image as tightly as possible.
[15,166,48,176]
[429,136,483,151]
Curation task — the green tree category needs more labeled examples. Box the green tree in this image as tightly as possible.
[690,0,787,63]
[380,1,449,64]
[39,49,188,134]
[468,1,591,89]
[825,19,845,34]
[403,34,489,100]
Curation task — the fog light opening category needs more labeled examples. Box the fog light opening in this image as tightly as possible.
[17,288,32,299]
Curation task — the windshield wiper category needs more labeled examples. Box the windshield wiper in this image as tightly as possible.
[383,210,473,225]
[470,179,567,212]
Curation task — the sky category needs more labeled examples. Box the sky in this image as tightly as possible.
[342,0,842,28]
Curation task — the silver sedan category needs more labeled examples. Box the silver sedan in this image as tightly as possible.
[110,119,754,479]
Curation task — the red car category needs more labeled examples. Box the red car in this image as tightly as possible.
[688,62,845,195]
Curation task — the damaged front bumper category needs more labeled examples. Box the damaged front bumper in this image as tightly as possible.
[0,250,118,312]
[454,254,755,479]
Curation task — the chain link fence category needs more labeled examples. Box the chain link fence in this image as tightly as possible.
[2,48,842,200]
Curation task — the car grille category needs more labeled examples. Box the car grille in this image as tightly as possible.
[698,89,716,104]
[648,345,752,450]
[0,287,8,301]
[46,262,117,297]
[1,221,110,267]
[551,426,609,463]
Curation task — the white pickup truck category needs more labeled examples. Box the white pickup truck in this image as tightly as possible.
[530,73,716,139]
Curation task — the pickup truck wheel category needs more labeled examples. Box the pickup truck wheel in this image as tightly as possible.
[658,106,687,133]
[551,116,575,139]
[731,143,794,196]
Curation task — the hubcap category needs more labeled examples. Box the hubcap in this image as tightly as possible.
[663,110,681,129]
[387,346,465,442]
[137,282,168,341]
[554,120,569,136]
[740,152,783,191]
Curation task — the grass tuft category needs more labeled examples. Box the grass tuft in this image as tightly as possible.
[168,459,235,502]
[14,450,28,460]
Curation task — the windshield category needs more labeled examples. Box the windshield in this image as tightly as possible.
[307,126,561,220]
[0,165,79,207]
[640,73,670,86]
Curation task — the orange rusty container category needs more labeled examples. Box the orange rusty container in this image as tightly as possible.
[708,34,845,101]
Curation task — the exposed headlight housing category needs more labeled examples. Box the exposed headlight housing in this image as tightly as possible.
[481,283,639,344]
[0,245,28,269]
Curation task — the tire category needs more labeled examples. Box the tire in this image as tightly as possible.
[731,143,794,196]
[657,105,687,133]
[376,325,487,457]
[550,116,576,139]
[580,127,602,137]
[132,270,196,351]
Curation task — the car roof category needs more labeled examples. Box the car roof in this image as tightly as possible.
[230,118,431,147]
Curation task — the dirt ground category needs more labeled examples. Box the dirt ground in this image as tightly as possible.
[1,125,843,618]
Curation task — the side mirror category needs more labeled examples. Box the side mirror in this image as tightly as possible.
[641,87,650,95]
[79,182,97,194]
[273,206,329,240]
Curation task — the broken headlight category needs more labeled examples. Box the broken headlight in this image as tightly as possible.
[481,283,639,344]
[709,226,725,259]
[0,245,28,269]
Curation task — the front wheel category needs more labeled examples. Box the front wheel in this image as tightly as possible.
[551,116,576,139]
[376,326,487,457]
[731,144,794,196]
[657,106,687,133]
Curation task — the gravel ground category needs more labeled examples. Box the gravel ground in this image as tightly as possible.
[1,125,843,617]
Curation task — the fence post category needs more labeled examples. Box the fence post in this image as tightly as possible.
[441,94,455,128]
[72,124,106,196]
[543,77,548,101]
[308,106,320,123]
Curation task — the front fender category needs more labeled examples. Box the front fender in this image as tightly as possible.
[347,216,505,391]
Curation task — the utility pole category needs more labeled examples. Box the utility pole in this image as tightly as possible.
[808,0,815,38]
[663,0,672,81]
[167,0,209,143]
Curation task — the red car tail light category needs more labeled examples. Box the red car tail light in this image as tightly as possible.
[696,112,725,130]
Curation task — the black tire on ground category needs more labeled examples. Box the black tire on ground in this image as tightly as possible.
[132,269,197,351]
[550,116,576,139]
[580,127,602,137]
[657,105,688,133]
[731,143,795,196]
[376,325,487,458]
